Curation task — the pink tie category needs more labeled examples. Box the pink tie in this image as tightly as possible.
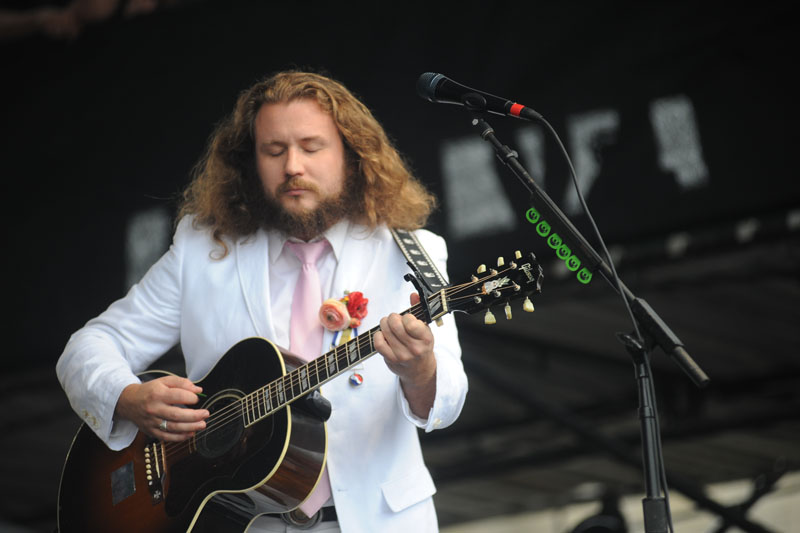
[285,240,333,517]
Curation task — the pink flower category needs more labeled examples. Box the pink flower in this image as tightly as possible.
[319,299,351,331]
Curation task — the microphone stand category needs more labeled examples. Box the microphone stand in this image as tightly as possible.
[461,96,710,533]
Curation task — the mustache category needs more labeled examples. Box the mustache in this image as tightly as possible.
[277,179,320,195]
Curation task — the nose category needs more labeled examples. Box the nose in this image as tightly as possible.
[284,146,304,177]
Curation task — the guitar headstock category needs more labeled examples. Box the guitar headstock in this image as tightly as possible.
[445,251,544,323]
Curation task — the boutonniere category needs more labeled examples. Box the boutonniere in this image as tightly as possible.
[320,291,369,387]
[319,290,369,332]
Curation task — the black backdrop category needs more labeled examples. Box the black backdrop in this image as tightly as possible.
[2,2,795,373]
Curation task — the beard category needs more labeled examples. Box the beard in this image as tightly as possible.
[254,171,362,241]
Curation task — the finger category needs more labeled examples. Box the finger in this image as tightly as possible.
[163,405,210,423]
[161,385,204,406]
[386,314,431,354]
[150,415,206,440]
[374,328,393,357]
[400,313,432,341]
[410,292,421,305]
[157,417,207,435]
[381,319,421,367]
[383,313,412,343]
[379,315,409,354]
[160,375,203,394]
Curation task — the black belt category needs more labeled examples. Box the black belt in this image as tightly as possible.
[266,506,337,528]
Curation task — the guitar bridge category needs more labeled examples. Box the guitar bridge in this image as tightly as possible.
[144,441,165,504]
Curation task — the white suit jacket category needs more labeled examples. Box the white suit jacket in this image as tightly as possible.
[57,216,468,533]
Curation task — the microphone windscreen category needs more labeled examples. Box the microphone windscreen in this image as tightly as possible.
[417,72,443,101]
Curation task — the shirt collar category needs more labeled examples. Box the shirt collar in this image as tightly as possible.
[267,219,351,265]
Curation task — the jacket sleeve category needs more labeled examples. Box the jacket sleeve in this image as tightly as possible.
[55,217,191,450]
[396,229,468,432]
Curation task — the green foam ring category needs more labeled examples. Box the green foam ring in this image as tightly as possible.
[547,233,562,249]
[536,220,551,237]
[525,207,541,225]
[556,243,571,261]
[577,267,593,284]
[566,254,581,272]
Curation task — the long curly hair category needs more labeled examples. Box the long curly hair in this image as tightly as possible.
[179,70,437,254]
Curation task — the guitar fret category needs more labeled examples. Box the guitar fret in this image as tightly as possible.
[285,373,297,401]
[257,388,266,418]
[309,359,321,385]
[347,340,358,363]
[336,343,346,370]
[292,369,301,396]
[300,367,309,391]
[277,380,285,404]
[242,394,251,426]
[314,358,325,387]
[327,350,337,376]
[335,344,343,370]
[367,330,374,354]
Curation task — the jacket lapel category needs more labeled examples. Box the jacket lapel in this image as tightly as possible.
[324,226,384,349]
[235,229,278,343]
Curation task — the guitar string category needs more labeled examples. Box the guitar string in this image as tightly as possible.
[162,271,528,459]
[161,303,429,460]
[171,277,493,448]
[161,275,527,460]
[162,277,524,460]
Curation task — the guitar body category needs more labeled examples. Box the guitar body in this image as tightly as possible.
[57,338,327,533]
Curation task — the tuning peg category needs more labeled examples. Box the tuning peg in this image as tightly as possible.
[484,309,496,325]
[514,250,522,260]
[477,264,486,274]
[435,318,444,327]
[504,303,512,320]
[523,297,535,313]
[497,256,505,267]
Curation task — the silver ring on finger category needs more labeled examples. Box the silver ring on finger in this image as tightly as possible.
[159,419,168,432]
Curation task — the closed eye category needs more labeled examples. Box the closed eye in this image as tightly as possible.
[260,143,286,157]
[301,139,326,153]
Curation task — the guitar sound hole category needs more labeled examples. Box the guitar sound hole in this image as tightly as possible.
[196,392,244,459]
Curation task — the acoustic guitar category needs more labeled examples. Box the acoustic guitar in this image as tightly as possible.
[57,252,543,532]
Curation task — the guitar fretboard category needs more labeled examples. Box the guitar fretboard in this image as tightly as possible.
[242,303,426,427]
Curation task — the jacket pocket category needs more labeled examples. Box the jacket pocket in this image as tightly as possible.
[380,466,437,512]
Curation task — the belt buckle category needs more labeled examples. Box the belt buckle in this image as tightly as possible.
[281,508,322,529]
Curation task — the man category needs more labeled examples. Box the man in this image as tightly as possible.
[56,70,468,532]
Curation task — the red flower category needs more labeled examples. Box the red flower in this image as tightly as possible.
[347,291,369,320]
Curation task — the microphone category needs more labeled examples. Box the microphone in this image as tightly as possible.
[416,72,542,121]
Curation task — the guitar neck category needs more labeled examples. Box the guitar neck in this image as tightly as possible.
[240,252,543,427]
[242,302,429,426]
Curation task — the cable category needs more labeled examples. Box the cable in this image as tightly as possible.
[537,116,674,532]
